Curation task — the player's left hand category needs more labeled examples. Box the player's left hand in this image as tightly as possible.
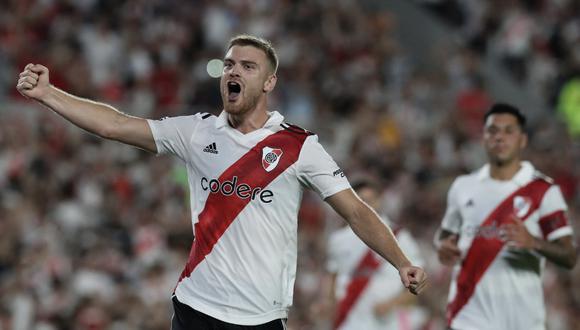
[502,215,536,250]
[399,265,427,295]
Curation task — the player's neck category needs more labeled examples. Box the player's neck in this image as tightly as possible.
[489,159,521,181]
[227,105,269,134]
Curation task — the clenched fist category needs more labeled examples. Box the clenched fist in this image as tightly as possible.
[399,265,428,295]
[16,64,51,100]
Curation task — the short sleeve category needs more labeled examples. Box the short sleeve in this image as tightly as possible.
[297,135,351,199]
[440,179,463,234]
[538,185,573,241]
[146,115,200,161]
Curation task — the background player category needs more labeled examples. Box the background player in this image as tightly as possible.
[325,177,426,330]
[436,103,576,330]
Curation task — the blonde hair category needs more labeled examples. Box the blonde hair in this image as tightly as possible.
[227,34,278,74]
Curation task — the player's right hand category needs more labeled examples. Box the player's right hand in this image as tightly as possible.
[437,234,461,266]
[16,64,51,100]
[399,265,427,295]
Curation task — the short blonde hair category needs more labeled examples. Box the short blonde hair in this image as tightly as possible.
[227,34,278,74]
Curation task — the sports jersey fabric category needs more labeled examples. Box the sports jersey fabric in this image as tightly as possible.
[327,221,424,330]
[147,110,351,325]
[441,161,572,330]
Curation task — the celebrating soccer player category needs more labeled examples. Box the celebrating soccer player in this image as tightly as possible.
[17,34,427,330]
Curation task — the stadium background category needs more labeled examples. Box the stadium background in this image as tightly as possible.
[0,0,579,329]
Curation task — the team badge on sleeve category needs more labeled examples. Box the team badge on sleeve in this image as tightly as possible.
[513,195,532,218]
[262,147,283,172]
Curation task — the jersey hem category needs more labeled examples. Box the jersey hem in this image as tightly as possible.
[174,292,289,326]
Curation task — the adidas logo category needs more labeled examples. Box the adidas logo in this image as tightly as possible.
[203,142,218,154]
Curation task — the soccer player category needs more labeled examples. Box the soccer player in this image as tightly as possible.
[436,103,577,330]
[17,35,427,330]
[326,178,425,330]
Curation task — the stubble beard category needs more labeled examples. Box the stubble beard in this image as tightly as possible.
[488,150,518,168]
[222,90,261,116]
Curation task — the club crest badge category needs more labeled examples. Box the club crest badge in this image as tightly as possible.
[513,195,532,218]
[262,147,283,172]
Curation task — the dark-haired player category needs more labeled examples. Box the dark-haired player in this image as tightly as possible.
[436,103,576,330]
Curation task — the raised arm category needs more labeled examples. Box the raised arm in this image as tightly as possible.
[16,63,156,153]
[325,189,427,295]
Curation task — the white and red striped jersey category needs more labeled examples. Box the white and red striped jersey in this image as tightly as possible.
[440,161,573,330]
[327,221,424,330]
[147,110,350,325]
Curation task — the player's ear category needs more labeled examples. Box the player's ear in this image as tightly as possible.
[519,132,528,149]
[263,74,277,93]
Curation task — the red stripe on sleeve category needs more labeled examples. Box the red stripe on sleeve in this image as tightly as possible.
[446,179,551,326]
[176,129,309,287]
[539,210,568,239]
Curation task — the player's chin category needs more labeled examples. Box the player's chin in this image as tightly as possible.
[223,102,242,114]
[490,154,511,166]
[223,99,242,114]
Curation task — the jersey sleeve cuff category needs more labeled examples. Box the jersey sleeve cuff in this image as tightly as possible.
[440,225,461,235]
[547,226,573,241]
[320,184,351,200]
[146,119,164,155]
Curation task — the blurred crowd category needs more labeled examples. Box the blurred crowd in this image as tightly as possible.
[423,0,580,137]
[0,0,579,329]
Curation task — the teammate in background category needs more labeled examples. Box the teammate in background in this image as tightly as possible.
[326,178,425,330]
[436,103,576,330]
[17,35,427,330]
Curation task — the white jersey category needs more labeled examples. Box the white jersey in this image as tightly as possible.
[147,110,350,325]
[440,161,573,330]
[327,222,424,330]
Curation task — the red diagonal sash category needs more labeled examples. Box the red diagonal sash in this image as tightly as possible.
[176,129,309,286]
[446,178,551,326]
[334,250,380,330]
[334,227,402,329]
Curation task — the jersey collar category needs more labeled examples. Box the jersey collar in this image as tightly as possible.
[477,161,534,185]
[215,110,285,131]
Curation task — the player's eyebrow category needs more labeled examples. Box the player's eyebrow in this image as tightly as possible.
[223,58,259,68]
[240,60,258,67]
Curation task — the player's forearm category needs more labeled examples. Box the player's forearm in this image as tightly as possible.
[38,85,134,139]
[532,236,576,269]
[375,290,416,315]
[348,205,412,270]
[327,273,337,322]
[389,290,416,307]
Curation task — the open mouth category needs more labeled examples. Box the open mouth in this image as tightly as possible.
[227,81,241,102]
